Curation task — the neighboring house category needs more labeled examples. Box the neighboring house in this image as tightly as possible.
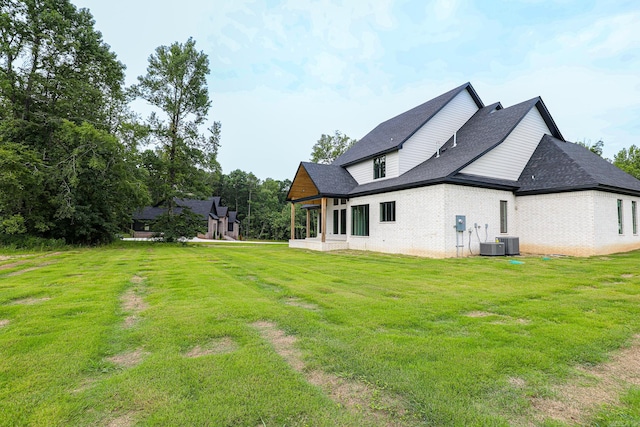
[286,82,640,257]
[132,197,240,240]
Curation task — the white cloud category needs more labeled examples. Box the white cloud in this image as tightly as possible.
[307,52,347,85]
[558,11,640,57]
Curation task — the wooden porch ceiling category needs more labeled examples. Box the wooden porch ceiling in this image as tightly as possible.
[287,164,320,202]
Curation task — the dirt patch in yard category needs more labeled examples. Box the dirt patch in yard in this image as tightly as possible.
[121,279,147,329]
[10,297,51,305]
[121,290,147,313]
[530,335,640,424]
[284,297,319,310]
[465,311,495,318]
[185,337,238,358]
[0,260,28,271]
[0,319,9,328]
[252,321,412,425]
[621,274,634,279]
[6,267,39,277]
[70,378,96,394]
[106,413,135,427]
[123,315,139,329]
[106,348,148,368]
[130,275,145,284]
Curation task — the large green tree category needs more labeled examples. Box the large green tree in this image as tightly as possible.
[0,0,148,244]
[614,145,640,180]
[310,130,357,164]
[576,138,604,157]
[133,38,221,212]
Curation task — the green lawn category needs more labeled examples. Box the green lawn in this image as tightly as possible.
[1,243,640,426]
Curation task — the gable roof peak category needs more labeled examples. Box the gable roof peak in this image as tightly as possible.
[332,82,484,167]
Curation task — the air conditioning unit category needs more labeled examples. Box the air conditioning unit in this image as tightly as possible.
[480,242,505,256]
[495,237,520,255]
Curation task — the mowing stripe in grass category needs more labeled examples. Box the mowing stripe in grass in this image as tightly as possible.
[252,320,416,426]
[530,334,640,424]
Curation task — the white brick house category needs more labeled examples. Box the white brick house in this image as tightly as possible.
[287,83,640,257]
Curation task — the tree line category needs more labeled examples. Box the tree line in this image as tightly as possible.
[0,0,352,245]
[1,1,639,246]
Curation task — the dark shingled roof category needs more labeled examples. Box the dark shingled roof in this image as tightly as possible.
[228,211,239,223]
[134,197,232,221]
[518,135,640,196]
[333,82,483,167]
[347,99,542,196]
[287,83,640,200]
[301,161,359,196]
[133,205,167,221]
[175,198,215,219]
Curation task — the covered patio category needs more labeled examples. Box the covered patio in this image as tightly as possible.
[286,163,353,252]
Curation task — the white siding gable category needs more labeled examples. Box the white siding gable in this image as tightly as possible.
[399,89,479,175]
[460,107,550,181]
[347,150,399,185]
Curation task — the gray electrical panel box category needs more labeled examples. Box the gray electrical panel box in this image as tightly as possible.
[455,215,466,232]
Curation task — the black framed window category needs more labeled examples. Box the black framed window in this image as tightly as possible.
[618,199,624,234]
[340,209,347,235]
[333,210,339,234]
[351,205,369,236]
[380,201,396,222]
[373,155,386,179]
[633,201,637,235]
[500,200,508,234]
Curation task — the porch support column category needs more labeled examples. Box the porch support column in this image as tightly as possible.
[306,209,310,238]
[321,197,327,243]
[290,202,295,240]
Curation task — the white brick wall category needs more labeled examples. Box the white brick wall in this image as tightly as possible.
[346,185,446,257]
[295,187,640,258]
[344,184,514,257]
[443,184,516,257]
[516,192,596,256]
[516,190,640,256]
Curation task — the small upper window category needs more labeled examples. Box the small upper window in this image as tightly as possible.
[373,155,386,179]
[380,201,396,222]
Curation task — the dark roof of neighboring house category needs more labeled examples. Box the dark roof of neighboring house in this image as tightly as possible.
[175,198,215,219]
[134,197,239,221]
[517,135,640,196]
[228,211,239,223]
[133,205,168,221]
[333,82,484,167]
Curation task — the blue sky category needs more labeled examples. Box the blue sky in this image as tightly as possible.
[74,0,640,181]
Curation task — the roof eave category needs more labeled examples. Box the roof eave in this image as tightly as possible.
[516,184,640,197]
[535,98,565,141]
[288,193,351,203]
